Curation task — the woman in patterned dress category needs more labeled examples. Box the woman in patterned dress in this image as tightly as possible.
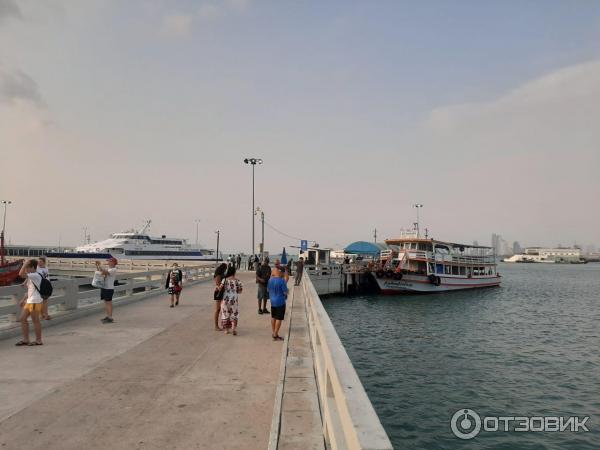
[220,266,243,335]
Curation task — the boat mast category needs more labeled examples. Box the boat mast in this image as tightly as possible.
[138,219,152,235]
[1,200,12,266]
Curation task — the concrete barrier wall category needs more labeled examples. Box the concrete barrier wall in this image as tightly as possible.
[302,272,393,450]
[0,266,215,340]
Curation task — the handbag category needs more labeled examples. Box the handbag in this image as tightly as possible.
[214,279,226,300]
[92,271,105,289]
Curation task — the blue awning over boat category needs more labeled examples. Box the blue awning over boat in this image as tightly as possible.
[343,241,388,256]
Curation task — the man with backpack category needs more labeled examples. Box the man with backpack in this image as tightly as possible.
[16,259,50,346]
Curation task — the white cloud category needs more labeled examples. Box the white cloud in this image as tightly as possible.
[159,1,250,38]
[160,13,193,37]
[197,4,220,21]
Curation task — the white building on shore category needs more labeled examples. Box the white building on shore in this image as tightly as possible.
[504,247,582,263]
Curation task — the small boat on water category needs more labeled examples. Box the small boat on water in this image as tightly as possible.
[372,232,501,293]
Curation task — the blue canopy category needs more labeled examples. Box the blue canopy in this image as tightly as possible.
[343,241,387,257]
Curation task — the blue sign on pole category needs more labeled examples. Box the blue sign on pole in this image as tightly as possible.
[300,240,308,252]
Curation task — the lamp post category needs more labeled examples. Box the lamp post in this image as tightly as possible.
[215,230,220,264]
[243,157,263,257]
[255,207,265,259]
[413,203,423,238]
[194,219,201,247]
[1,200,12,265]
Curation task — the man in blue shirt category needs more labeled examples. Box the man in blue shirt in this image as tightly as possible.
[267,267,288,341]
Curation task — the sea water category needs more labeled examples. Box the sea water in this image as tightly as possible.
[323,263,600,449]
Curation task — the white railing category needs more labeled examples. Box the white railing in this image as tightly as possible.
[46,258,212,272]
[0,266,215,328]
[302,273,393,450]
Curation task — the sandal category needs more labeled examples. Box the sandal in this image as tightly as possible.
[33,342,43,345]
[15,341,32,346]
[232,330,237,336]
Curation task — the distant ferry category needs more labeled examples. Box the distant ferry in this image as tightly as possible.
[47,221,219,261]
[373,232,501,293]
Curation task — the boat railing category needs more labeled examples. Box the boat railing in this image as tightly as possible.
[302,272,393,450]
[0,266,214,337]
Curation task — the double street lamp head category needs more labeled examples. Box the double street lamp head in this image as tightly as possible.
[243,158,263,165]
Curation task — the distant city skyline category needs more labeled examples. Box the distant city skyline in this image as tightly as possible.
[1,1,600,253]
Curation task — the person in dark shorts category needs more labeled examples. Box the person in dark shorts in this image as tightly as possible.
[165,263,183,308]
[96,257,118,323]
[267,267,288,341]
[256,257,271,315]
[294,257,304,286]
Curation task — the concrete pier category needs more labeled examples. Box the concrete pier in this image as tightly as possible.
[0,273,282,450]
[0,269,392,450]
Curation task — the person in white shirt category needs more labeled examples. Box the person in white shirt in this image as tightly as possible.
[16,259,44,346]
[96,257,118,323]
[37,256,51,320]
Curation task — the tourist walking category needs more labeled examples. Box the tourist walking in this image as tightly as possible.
[268,267,288,341]
[219,266,242,335]
[165,263,183,308]
[213,263,228,330]
[37,256,51,320]
[294,257,304,286]
[16,259,44,346]
[247,255,253,271]
[256,257,271,315]
[236,254,242,270]
[96,257,118,323]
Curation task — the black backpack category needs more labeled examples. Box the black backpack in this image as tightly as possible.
[33,275,53,300]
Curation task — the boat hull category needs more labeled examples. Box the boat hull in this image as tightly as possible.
[373,273,501,294]
[0,260,24,286]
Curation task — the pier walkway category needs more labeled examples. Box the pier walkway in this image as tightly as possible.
[0,273,282,450]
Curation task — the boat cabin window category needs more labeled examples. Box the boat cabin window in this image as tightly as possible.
[459,266,466,275]
[307,251,316,265]
[452,266,459,275]
[444,265,451,275]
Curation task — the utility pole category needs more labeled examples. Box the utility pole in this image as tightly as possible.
[413,203,423,237]
[244,158,263,256]
[215,230,220,263]
[255,207,265,258]
[373,228,377,243]
[194,219,201,247]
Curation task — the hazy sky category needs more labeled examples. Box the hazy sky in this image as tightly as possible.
[1,0,599,253]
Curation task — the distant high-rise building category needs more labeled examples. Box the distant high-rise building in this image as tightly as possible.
[513,241,522,254]
[491,233,501,255]
[473,240,479,247]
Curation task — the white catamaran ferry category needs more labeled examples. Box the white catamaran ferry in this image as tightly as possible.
[373,231,501,293]
[48,221,219,261]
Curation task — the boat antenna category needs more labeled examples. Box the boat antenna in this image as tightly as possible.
[138,219,152,235]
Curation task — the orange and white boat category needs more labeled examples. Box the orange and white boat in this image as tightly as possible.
[372,231,501,294]
[0,229,22,286]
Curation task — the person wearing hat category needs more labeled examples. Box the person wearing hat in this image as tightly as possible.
[96,257,118,323]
